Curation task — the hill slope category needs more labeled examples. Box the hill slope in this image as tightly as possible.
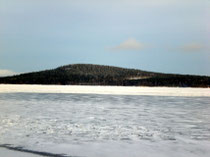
[0,64,209,87]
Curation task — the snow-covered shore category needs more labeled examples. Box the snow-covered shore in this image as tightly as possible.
[0,84,209,97]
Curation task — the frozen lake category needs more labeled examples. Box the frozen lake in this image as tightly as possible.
[0,85,210,157]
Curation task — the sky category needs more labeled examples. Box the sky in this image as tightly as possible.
[0,0,210,76]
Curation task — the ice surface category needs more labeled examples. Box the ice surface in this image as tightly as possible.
[0,86,210,157]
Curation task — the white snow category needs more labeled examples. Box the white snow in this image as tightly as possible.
[0,84,210,97]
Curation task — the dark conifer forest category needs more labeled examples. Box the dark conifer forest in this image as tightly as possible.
[0,64,209,87]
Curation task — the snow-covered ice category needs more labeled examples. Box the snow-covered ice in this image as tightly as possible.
[0,84,210,97]
[0,85,210,157]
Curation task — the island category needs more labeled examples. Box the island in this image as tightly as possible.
[0,64,209,87]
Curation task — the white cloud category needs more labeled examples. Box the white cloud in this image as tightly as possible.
[0,69,18,77]
[180,43,207,52]
[110,38,145,51]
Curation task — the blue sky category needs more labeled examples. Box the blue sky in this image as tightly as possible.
[0,0,210,76]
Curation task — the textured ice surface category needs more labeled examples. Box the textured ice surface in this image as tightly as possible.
[0,90,210,157]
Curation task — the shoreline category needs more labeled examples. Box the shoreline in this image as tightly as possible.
[0,84,210,97]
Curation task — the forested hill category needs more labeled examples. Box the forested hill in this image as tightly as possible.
[0,64,209,87]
